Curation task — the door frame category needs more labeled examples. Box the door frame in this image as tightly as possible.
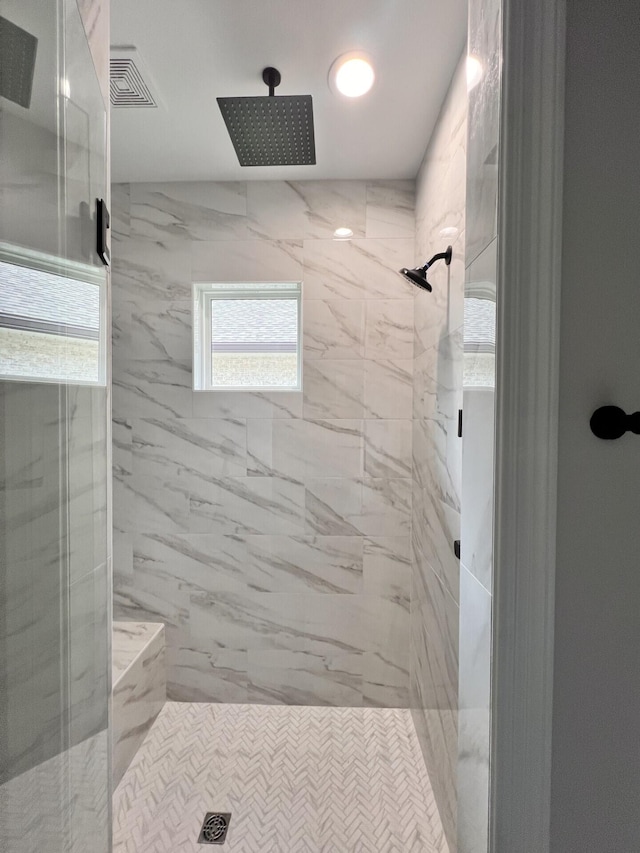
[491,0,566,849]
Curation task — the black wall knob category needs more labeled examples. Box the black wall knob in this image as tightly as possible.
[590,406,640,440]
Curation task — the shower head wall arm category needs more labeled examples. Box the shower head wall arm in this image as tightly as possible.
[423,245,453,271]
[262,67,282,97]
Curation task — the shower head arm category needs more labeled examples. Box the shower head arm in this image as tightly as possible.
[262,67,282,97]
[422,245,453,271]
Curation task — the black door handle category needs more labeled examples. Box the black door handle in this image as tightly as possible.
[589,406,640,440]
[96,198,110,266]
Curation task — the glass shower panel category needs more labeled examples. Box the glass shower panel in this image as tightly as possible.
[0,1,110,851]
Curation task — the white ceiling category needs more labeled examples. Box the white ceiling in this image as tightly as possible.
[110,0,467,183]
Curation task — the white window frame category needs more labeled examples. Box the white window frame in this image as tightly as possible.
[193,281,302,392]
[0,242,107,387]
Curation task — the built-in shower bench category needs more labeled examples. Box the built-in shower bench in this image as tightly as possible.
[112,621,166,789]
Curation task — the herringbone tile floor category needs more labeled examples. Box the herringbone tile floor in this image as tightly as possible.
[113,702,448,853]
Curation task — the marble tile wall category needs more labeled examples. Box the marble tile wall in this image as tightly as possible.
[410,53,467,853]
[112,622,166,788]
[111,179,417,708]
[457,0,501,849]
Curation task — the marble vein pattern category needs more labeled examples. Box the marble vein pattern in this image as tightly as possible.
[112,702,449,853]
[111,179,416,707]
[0,383,109,784]
[410,53,467,853]
[112,621,166,788]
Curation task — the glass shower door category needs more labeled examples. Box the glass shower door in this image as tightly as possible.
[0,1,110,851]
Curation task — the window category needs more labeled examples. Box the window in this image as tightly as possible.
[193,281,302,391]
[0,244,107,386]
[464,292,496,388]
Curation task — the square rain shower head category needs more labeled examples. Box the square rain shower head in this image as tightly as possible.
[0,16,38,109]
[217,94,316,167]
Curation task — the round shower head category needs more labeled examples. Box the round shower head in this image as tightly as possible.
[399,266,432,292]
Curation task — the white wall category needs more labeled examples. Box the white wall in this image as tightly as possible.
[551,2,640,849]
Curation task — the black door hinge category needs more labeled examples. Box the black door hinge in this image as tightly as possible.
[454,540,461,559]
[457,409,463,438]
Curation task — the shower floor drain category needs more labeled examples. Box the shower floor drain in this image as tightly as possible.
[198,813,231,845]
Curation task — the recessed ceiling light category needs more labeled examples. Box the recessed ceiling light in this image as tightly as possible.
[467,55,483,91]
[334,227,354,240]
[329,52,375,98]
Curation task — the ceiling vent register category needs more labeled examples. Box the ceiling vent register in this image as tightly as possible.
[110,47,158,108]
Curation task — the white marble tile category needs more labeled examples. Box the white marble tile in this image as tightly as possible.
[304,477,411,538]
[366,180,416,239]
[248,417,363,481]
[466,0,501,264]
[413,246,466,359]
[133,417,247,478]
[113,531,133,579]
[457,565,491,853]
[408,61,467,835]
[358,478,412,536]
[112,621,165,681]
[133,532,249,595]
[362,595,411,676]
[131,182,248,242]
[364,419,412,479]
[112,622,165,788]
[113,568,190,634]
[166,645,248,703]
[362,652,410,708]
[112,358,193,421]
[189,591,312,651]
[68,563,109,742]
[130,469,190,534]
[303,238,415,300]
[114,301,192,363]
[304,478,362,536]
[303,298,365,360]
[304,419,363,478]
[111,183,131,240]
[247,181,366,240]
[112,237,191,307]
[112,703,447,852]
[189,476,305,535]
[411,553,459,715]
[187,590,369,657]
[245,535,363,594]
[364,358,413,419]
[191,238,303,282]
[192,390,303,419]
[303,359,365,419]
[247,650,362,706]
[363,536,411,607]
[412,341,463,513]
[66,392,109,584]
[411,705,458,853]
[111,179,424,710]
[246,418,306,480]
[461,388,495,592]
[415,59,467,264]
[365,299,414,360]
[412,480,460,605]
